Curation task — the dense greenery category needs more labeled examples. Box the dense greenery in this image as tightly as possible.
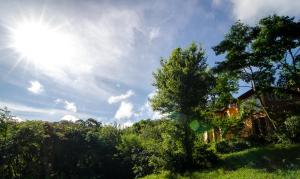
[151,43,214,169]
[0,109,218,178]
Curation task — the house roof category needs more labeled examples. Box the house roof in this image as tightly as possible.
[237,89,254,100]
[237,87,300,101]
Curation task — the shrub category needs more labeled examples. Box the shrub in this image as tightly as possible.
[284,116,300,142]
[215,140,251,154]
[193,144,219,168]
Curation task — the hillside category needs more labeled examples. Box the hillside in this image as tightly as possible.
[142,144,300,179]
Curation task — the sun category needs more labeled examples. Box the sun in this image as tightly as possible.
[8,17,76,70]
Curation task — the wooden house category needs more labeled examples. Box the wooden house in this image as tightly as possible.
[203,87,300,143]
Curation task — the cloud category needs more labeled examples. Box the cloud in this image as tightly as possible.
[114,101,134,120]
[2,4,142,101]
[230,0,300,23]
[1,0,200,102]
[64,101,77,112]
[54,99,77,113]
[0,101,56,114]
[27,80,44,94]
[0,0,205,121]
[121,120,134,128]
[135,91,163,120]
[0,101,97,121]
[149,27,160,41]
[108,90,135,104]
[12,116,24,122]
[61,114,79,122]
[54,98,62,104]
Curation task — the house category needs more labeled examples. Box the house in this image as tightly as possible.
[204,87,300,143]
[215,103,239,118]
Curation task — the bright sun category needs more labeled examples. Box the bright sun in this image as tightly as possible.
[8,18,76,70]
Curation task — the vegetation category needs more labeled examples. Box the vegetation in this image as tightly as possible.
[1,15,300,178]
[151,43,214,169]
[142,144,300,179]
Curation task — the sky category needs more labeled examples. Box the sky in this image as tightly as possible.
[0,0,300,126]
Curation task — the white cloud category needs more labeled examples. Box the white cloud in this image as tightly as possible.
[54,98,77,113]
[136,100,162,120]
[230,0,300,23]
[12,116,24,122]
[64,101,77,112]
[0,101,57,114]
[1,0,200,103]
[2,5,142,101]
[135,91,163,120]
[108,90,135,104]
[149,27,160,41]
[0,0,203,122]
[0,101,94,121]
[54,98,62,104]
[27,80,44,94]
[61,114,79,122]
[122,120,134,128]
[114,101,134,120]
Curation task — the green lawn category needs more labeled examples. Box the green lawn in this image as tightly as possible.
[142,144,300,179]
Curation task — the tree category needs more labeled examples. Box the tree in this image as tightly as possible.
[253,15,300,90]
[210,72,239,109]
[213,21,275,91]
[213,15,300,129]
[151,43,214,168]
[213,20,276,127]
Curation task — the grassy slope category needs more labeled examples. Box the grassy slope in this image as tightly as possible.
[142,144,300,179]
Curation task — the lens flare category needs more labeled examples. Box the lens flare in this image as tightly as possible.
[8,17,76,71]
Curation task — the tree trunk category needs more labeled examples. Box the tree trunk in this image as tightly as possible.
[182,116,193,170]
[251,81,277,131]
[248,66,277,130]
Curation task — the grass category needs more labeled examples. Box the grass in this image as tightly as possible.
[142,144,300,179]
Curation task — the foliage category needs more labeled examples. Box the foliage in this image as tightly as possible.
[192,144,219,168]
[215,140,251,154]
[284,115,300,142]
[253,15,300,89]
[0,109,219,179]
[213,15,300,132]
[213,15,300,91]
[117,119,215,177]
[143,144,300,179]
[0,111,128,178]
[151,43,215,169]
[151,43,214,115]
[210,72,239,109]
[238,98,262,120]
[213,20,275,90]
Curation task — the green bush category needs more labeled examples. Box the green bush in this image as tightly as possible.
[284,115,300,142]
[215,140,251,153]
[193,144,219,168]
[117,120,186,178]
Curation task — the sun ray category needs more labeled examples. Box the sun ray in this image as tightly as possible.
[5,14,77,74]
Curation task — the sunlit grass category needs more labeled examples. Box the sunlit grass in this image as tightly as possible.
[142,144,300,179]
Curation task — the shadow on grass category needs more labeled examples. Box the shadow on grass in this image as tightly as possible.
[220,144,300,172]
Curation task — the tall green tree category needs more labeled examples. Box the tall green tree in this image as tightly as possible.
[213,21,275,92]
[213,15,300,128]
[151,43,214,168]
[253,15,300,89]
[213,20,277,126]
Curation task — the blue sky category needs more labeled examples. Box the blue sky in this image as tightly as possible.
[0,0,299,126]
